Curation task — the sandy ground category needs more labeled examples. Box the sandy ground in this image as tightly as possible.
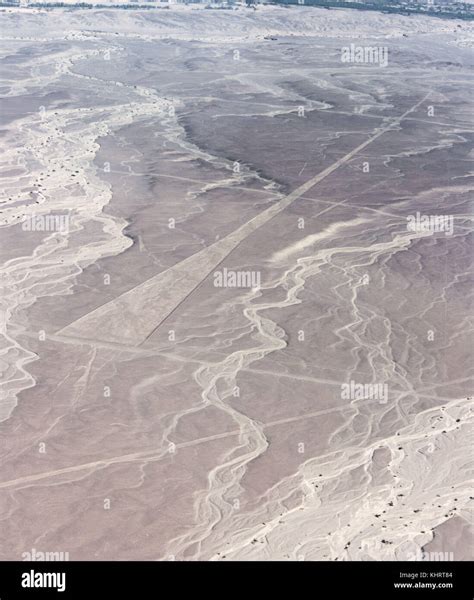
[0,5,473,561]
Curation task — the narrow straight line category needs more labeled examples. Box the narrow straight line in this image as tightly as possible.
[0,387,460,491]
[15,329,369,386]
[57,91,432,342]
[15,329,460,402]
[299,195,406,220]
[106,169,283,197]
[0,404,378,491]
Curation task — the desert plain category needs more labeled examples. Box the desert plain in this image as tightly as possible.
[0,4,473,561]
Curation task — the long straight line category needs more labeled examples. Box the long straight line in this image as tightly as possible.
[58,91,432,345]
[0,386,459,491]
[0,93,435,489]
[137,90,433,339]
